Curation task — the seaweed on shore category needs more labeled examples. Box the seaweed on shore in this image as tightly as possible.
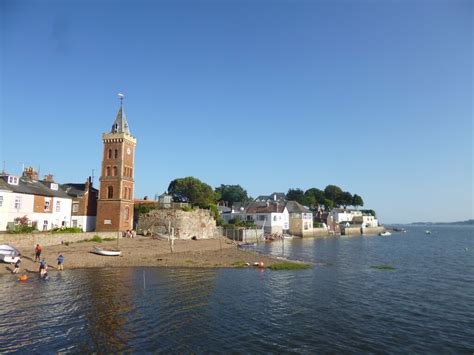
[369,265,396,270]
[268,261,311,270]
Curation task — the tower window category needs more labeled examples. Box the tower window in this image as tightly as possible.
[124,207,129,221]
[107,186,113,199]
[113,166,118,176]
[108,149,112,159]
[114,149,118,159]
[106,166,111,176]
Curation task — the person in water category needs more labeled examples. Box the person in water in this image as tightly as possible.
[57,254,64,271]
[12,257,21,274]
[39,259,48,277]
[34,244,42,262]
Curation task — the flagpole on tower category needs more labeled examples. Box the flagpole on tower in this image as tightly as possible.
[118,93,125,107]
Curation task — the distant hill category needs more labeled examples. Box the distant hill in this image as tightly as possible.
[410,219,474,226]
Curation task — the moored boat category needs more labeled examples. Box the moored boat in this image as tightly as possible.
[238,243,257,248]
[379,231,391,236]
[92,247,122,256]
[0,244,21,264]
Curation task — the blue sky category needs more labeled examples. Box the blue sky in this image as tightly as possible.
[1,0,472,223]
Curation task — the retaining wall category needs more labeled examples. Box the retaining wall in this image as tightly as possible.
[0,231,118,249]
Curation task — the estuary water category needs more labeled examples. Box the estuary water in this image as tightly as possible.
[0,225,473,353]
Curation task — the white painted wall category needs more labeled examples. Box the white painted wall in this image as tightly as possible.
[0,191,35,231]
[71,216,96,232]
[332,210,363,223]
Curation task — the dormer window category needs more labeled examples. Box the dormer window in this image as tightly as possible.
[8,176,19,185]
[50,183,58,191]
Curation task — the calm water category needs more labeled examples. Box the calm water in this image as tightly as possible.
[0,225,473,353]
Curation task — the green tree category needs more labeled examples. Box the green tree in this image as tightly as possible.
[286,188,306,205]
[361,209,376,217]
[304,188,326,207]
[168,177,216,206]
[338,191,353,208]
[352,194,364,208]
[215,184,251,205]
[324,185,343,206]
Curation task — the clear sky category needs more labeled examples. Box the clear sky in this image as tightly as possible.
[1,0,472,223]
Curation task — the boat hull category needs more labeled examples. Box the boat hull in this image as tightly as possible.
[92,247,121,256]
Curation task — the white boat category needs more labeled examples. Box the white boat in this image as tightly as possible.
[92,247,121,256]
[379,232,391,236]
[425,230,431,234]
[0,244,21,263]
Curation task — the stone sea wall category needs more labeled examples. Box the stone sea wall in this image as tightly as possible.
[137,208,218,240]
[0,231,118,249]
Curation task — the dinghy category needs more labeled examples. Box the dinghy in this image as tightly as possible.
[92,247,121,256]
[0,244,21,263]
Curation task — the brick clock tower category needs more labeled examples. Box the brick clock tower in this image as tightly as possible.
[96,95,137,232]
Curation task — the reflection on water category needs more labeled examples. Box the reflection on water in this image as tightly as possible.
[0,226,473,353]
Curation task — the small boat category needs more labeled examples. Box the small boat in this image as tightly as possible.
[379,232,391,236]
[0,244,21,264]
[238,243,257,248]
[425,230,431,235]
[92,247,122,256]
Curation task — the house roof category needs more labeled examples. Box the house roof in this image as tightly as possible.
[285,201,312,213]
[111,105,130,134]
[246,201,286,214]
[0,175,71,199]
[254,192,287,202]
[61,183,98,197]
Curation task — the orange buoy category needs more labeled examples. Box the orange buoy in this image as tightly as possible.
[19,275,28,281]
[258,261,265,269]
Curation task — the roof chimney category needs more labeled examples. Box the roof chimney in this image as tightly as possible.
[44,174,54,182]
[22,167,38,180]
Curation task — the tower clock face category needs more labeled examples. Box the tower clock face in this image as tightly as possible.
[127,147,131,155]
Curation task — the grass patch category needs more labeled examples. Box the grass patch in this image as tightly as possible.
[76,235,116,243]
[269,262,311,270]
[370,265,396,270]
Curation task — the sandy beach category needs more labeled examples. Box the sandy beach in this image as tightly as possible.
[0,237,286,276]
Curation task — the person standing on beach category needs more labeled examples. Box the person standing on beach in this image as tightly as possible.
[57,254,64,271]
[12,257,21,274]
[34,244,42,262]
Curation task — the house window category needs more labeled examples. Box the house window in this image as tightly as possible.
[107,186,113,199]
[8,176,19,185]
[273,216,277,221]
[108,149,112,159]
[114,149,118,159]
[43,220,48,231]
[50,183,58,191]
[44,200,50,211]
[124,207,129,221]
[0,195,3,207]
[14,196,21,209]
[72,204,79,213]
[106,166,111,176]
[258,215,266,221]
[56,201,61,212]
[72,220,78,227]
[113,166,118,176]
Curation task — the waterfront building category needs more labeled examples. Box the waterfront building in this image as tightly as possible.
[96,99,137,231]
[0,168,72,231]
[62,177,98,232]
[286,201,313,237]
[331,208,363,223]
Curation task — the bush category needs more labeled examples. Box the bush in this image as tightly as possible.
[7,225,35,234]
[182,206,193,212]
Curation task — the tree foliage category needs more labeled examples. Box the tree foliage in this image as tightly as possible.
[168,177,215,206]
[304,188,326,207]
[286,188,306,205]
[215,184,251,205]
[352,194,364,208]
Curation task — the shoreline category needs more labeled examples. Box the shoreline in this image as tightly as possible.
[0,237,292,276]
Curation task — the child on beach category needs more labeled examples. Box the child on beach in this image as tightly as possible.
[34,244,42,262]
[39,259,48,277]
[57,254,64,270]
[12,257,21,274]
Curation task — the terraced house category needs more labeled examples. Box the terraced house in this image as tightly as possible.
[0,168,72,231]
